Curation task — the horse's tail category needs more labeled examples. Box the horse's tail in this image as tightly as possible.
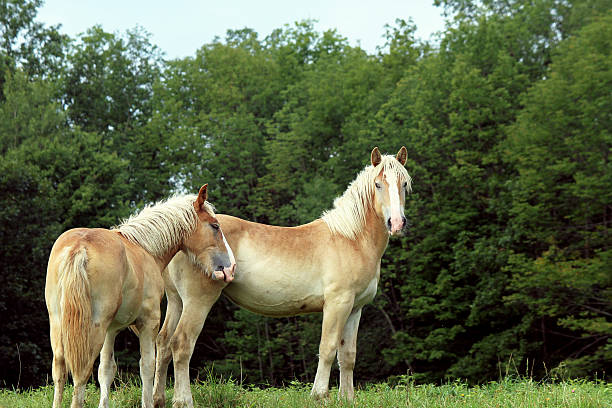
[57,246,92,377]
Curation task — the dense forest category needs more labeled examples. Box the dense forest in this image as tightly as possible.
[0,0,610,389]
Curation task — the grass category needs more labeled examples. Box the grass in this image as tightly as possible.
[1,377,610,407]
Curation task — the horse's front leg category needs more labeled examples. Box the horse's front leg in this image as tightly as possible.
[311,293,355,399]
[171,292,222,408]
[337,308,362,400]
[153,289,183,408]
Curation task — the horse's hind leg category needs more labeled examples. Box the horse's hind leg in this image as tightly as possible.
[153,289,183,408]
[97,330,118,408]
[337,308,362,401]
[52,353,67,408]
[136,308,161,408]
[50,320,67,408]
[311,294,355,399]
[71,324,108,408]
[70,357,97,408]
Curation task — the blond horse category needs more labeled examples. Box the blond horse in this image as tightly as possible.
[153,147,411,407]
[45,185,236,408]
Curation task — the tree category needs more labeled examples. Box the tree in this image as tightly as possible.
[62,26,169,205]
[0,68,131,387]
[63,25,161,134]
[505,11,612,377]
[262,44,385,225]
[0,69,64,154]
[373,5,544,382]
[0,0,68,92]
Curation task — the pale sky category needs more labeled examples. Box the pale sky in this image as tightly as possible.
[37,0,447,59]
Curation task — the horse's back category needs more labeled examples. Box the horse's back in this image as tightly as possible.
[46,228,131,323]
[48,228,128,279]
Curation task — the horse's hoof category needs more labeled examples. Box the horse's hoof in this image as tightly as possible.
[310,389,330,400]
[172,398,193,408]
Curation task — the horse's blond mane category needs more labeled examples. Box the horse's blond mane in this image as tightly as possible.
[114,194,215,257]
[321,155,411,240]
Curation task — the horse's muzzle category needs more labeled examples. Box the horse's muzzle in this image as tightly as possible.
[214,263,236,282]
[211,252,236,282]
[387,216,407,236]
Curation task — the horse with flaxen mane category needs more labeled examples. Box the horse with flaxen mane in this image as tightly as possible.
[153,147,411,407]
[45,185,236,408]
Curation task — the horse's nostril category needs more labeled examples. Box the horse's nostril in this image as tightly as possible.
[402,216,407,227]
[387,218,392,229]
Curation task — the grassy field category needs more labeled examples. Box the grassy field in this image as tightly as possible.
[1,377,610,407]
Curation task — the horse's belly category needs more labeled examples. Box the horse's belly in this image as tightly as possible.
[94,271,144,329]
[112,296,142,326]
[223,274,324,317]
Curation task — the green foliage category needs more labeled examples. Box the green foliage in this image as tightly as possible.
[63,25,162,134]
[262,43,388,225]
[63,26,166,205]
[215,310,321,385]
[0,0,68,89]
[0,70,131,387]
[1,0,610,390]
[505,10,612,378]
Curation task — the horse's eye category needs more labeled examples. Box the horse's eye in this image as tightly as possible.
[375,182,381,189]
[403,181,408,188]
[210,223,220,231]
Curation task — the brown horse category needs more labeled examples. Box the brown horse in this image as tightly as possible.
[152,147,411,407]
[45,185,236,408]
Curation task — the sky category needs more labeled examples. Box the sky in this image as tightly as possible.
[37,0,447,59]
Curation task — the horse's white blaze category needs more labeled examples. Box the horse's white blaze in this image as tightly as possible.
[222,231,236,265]
[387,177,404,234]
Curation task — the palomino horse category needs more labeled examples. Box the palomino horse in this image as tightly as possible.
[153,147,410,407]
[45,185,236,408]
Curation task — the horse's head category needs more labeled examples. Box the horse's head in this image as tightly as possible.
[371,146,411,236]
[182,185,236,282]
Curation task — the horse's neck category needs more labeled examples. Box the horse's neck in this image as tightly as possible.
[357,208,390,256]
[115,231,179,274]
[155,246,181,272]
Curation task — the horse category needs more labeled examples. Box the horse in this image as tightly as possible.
[152,147,411,407]
[45,185,236,408]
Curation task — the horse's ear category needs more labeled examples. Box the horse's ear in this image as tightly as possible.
[195,184,208,212]
[396,146,407,166]
[371,147,382,167]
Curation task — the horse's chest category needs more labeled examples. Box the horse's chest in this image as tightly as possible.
[353,277,378,309]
